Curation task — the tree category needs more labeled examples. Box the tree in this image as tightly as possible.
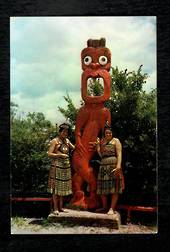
[58,93,79,128]
[11,107,57,195]
[106,66,156,205]
[87,78,104,96]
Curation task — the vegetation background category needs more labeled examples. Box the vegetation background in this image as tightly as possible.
[11,65,157,207]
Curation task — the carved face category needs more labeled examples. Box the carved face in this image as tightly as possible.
[81,46,111,104]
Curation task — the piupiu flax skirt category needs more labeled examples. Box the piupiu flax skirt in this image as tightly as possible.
[97,156,124,195]
[48,157,72,196]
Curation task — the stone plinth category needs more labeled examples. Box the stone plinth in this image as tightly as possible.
[48,208,121,229]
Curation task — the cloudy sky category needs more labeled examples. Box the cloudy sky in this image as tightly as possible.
[10,16,156,125]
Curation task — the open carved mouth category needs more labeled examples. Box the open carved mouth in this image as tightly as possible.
[87,77,104,96]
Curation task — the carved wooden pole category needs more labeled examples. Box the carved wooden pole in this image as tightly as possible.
[71,38,111,209]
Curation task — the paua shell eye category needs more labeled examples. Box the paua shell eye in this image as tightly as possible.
[84,56,92,65]
[99,55,108,65]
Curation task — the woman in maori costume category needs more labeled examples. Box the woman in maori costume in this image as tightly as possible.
[47,123,75,215]
[96,123,125,214]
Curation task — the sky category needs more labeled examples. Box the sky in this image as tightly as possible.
[10,16,156,125]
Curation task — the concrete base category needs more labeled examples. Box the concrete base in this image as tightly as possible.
[48,208,121,229]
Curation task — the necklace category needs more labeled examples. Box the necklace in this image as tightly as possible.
[58,137,69,154]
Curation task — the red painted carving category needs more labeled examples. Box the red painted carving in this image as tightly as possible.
[71,38,111,209]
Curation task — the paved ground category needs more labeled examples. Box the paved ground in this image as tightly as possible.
[11,208,157,234]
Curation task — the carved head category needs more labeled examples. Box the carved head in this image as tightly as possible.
[81,38,111,104]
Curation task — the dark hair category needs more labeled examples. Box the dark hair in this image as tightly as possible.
[103,121,112,136]
[58,123,71,134]
[104,126,112,135]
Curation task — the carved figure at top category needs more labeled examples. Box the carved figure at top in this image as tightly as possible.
[71,38,111,209]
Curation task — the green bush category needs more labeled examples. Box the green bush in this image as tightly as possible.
[11,109,57,194]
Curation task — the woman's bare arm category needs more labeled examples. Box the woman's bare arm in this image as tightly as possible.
[111,138,122,176]
[47,139,68,158]
[115,138,122,169]
[67,139,75,150]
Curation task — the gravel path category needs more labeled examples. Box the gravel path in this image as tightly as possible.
[11,217,157,234]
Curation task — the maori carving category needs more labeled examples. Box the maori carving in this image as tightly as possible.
[71,38,111,209]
